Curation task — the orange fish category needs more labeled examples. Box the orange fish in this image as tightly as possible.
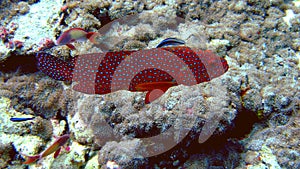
[21,134,70,164]
[56,28,99,50]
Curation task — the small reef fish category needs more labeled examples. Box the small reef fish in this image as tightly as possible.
[155,37,185,48]
[36,39,229,103]
[10,116,35,122]
[21,134,70,164]
[56,28,99,50]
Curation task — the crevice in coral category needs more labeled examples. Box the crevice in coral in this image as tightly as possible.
[0,53,38,74]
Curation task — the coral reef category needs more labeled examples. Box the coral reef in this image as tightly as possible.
[0,74,72,118]
[68,69,242,167]
[0,96,46,167]
[0,0,63,62]
[66,0,299,167]
[0,141,16,168]
[0,0,299,168]
[99,139,147,168]
[241,114,300,168]
[0,97,52,140]
[30,116,53,140]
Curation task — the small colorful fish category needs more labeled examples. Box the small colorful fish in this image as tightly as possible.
[10,116,35,122]
[155,37,185,48]
[36,39,229,103]
[56,28,99,50]
[21,134,70,164]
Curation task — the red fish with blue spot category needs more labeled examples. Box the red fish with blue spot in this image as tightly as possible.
[36,38,229,103]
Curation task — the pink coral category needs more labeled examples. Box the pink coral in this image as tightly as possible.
[38,38,55,51]
[0,27,8,42]
[6,40,23,49]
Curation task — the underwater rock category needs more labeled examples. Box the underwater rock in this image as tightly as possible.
[98,139,147,168]
[242,114,300,168]
[85,154,99,169]
[0,0,64,59]
[0,132,43,168]
[0,96,87,168]
[16,2,30,15]
[0,97,52,140]
[0,138,16,168]
[68,70,241,167]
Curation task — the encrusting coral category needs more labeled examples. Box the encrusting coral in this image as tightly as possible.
[0,73,72,118]
[0,141,16,168]
[0,0,299,168]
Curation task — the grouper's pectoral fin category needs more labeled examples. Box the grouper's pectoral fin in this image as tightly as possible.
[135,81,177,104]
[145,89,166,104]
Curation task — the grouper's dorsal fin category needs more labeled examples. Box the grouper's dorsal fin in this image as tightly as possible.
[156,38,185,48]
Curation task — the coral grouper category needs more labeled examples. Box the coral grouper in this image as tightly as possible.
[36,40,228,103]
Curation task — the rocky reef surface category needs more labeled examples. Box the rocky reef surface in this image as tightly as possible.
[0,0,299,168]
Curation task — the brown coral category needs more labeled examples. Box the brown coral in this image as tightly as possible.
[30,116,53,140]
[0,142,16,168]
[0,73,72,118]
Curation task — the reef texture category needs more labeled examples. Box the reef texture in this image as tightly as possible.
[242,113,300,168]
[0,73,72,118]
[0,0,299,168]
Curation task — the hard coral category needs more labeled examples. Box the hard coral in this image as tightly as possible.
[16,1,30,15]
[133,23,157,41]
[0,142,16,168]
[0,0,296,168]
[6,40,23,49]
[98,139,147,168]
[0,23,17,42]
[69,73,239,167]
[30,116,53,140]
[0,74,72,118]
[243,115,300,168]
[0,27,9,42]
[38,38,55,51]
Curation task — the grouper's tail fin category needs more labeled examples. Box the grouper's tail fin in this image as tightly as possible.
[35,52,76,82]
